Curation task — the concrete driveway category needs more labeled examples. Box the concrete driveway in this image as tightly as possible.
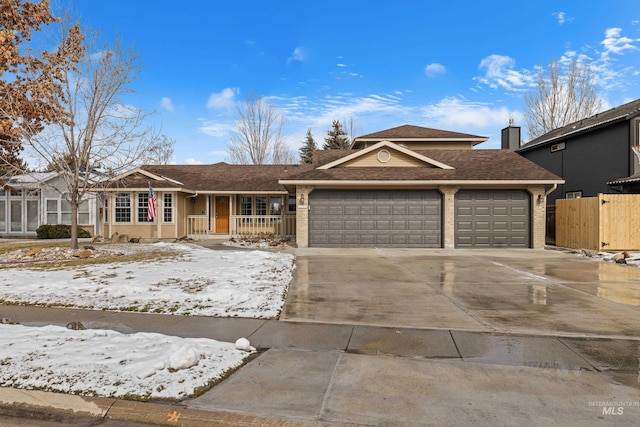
[282,248,640,337]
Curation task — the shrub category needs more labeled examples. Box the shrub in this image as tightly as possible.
[36,224,92,239]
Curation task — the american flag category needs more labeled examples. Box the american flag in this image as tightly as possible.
[148,186,157,221]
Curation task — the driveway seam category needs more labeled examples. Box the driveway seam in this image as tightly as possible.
[317,352,343,422]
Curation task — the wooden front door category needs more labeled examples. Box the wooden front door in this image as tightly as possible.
[215,196,230,233]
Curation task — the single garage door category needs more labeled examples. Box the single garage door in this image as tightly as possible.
[455,190,530,248]
[309,190,442,248]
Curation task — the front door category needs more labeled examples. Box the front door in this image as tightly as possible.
[215,196,230,233]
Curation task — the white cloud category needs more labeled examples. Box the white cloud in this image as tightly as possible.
[601,27,638,58]
[336,63,346,67]
[476,54,535,91]
[160,97,175,112]
[198,120,234,137]
[421,96,521,130]
[185,157,204,165]
[287,47,305,63]
[553,11,573,25]
[424,63,446,77]
[206,88,238,110]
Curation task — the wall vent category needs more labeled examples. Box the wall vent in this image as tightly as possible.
[550,142,566,153]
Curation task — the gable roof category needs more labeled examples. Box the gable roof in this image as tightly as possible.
[518,98,640,151]
[352,124,487,148]
[318,141,454,170]
[281,150,563,184]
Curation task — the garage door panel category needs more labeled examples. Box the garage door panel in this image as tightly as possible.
[309,190,441,248]
[455,190,530,248]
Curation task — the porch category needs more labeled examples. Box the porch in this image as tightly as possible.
[187,214,296,239]
[185,193,297,240]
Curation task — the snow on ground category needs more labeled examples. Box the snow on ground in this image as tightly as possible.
[0,242,295,318]
[0,243,291,400]
[0,323,252,400]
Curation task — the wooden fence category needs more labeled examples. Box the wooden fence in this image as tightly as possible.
[556,194,640,251]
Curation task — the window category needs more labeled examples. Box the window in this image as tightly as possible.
[27,200,38,231]
[0,200,5,232]
[566,191,582,199]
[288,195,296,213]
[256,196,267,223]
[138,192,151,222]
[115,193,131,223]
[104,197,108,222]
[163,193,173,222]
[78,200,90,224]
[61,200,72,224]
[241,196,252,216]
[46,199,58,224]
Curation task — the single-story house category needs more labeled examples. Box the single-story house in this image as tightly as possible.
[0,171,101,238]
[104,125,563,249]
[507,98,640,205]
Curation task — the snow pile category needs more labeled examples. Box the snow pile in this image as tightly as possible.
[0,324,252,400]
[0,243,295,318]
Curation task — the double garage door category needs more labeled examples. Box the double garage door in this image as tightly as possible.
[309,189,530,248]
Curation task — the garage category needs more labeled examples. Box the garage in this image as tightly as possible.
[309,190,442,248]
[455,190,531,248]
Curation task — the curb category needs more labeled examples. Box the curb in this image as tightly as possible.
[0,387,332,426]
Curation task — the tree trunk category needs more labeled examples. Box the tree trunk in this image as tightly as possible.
[70,193,79,250]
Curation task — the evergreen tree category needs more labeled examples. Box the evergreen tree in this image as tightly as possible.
[299,128,317,164]
[323,120,350,150]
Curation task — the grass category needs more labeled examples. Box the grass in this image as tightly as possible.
[0,240,185,270]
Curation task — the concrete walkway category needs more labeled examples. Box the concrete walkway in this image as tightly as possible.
[1,304,639,426]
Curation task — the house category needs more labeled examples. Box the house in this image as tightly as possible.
[0,172,102,238]
[104,124,563,249]
[508,98,640,205]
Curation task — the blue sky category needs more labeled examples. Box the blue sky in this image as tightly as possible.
[64,1,640,164]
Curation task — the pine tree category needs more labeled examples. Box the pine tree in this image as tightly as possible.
[299,128,317,164]
[323,120,350,150]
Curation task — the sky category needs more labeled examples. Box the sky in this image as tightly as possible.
[57,0,640,164]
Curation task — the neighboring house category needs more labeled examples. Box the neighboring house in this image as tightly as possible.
[105,124,562,249]
[0,172,102,238]
[508,98,640,205]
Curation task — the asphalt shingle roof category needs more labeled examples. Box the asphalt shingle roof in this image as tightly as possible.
[354,124,487,141]
[518,98,640,151]
[284,150,562,182]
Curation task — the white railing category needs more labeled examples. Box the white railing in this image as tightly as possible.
[187,215,208,238]
[230,215,296,237]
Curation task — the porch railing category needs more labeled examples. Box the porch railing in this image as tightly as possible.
[230,215,296,237]
[187,215,208,238]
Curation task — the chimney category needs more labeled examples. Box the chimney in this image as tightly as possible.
[501,120,521,150]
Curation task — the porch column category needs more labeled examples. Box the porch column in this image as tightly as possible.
[439,186,459,249]
[528,185,546,249]
[295,185,313,248]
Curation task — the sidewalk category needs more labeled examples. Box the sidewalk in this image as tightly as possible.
[1,304,639,426]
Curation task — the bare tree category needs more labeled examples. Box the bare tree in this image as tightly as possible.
[143,134,175,165]
[227,93,294,164]
[524,59,602,139]
[2,12,162,249]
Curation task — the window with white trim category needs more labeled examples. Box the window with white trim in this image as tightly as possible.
[115,193,131,223]
[163,193,173,222]
[138,192,151,222]
[256,196,267,223]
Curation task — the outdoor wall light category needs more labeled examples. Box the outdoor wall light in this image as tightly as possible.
[299,194,305,205]
[537,194,544,203]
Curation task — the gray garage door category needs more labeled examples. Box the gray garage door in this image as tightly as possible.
[455,190,531,248]
[309,190,442,247]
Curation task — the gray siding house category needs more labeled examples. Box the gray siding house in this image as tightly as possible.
[503,98,640,205]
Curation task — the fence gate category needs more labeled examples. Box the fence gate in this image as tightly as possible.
[556,194,640,251]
